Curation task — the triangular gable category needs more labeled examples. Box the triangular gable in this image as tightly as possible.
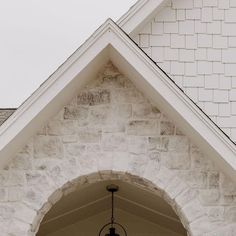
[118,0,167,37]
[0,19,235,181]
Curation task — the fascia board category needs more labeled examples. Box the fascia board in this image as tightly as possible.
[117,0,167,37]
[0,20,115,167]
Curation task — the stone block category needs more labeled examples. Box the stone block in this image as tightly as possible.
[65,144,86,157]
[207,207,224,222]
[148,137,168,151]
[77,89,110,106]
[47,120,76,136]
[167,136,190,152]
[102,133,127,151]
[128,136,147,154]
[132,103,160,119]
[179,170,208,188]
[89,105,110,125]
[182,199,206,223]
[113,104,132,119]
[160,121,175,135]
[0,188,7,201]
[34,136,63,159]
[165,176,188,199]
[64,106,88,120]
[199,189,220,205]
[175,188,199,208]
[162,152,190,169]
[130,153,148,176]
[78,128,101,143]
[127,120,159,136]
[113,88,145,104]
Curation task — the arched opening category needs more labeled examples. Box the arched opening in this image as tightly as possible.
[36,176,188,236]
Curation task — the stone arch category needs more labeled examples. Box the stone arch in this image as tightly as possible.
[28,170,205,236]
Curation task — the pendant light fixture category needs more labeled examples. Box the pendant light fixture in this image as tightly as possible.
[98,184,127,236]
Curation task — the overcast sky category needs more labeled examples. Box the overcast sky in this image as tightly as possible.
[0,0,137,108]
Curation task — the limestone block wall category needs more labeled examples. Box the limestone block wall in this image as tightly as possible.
[0,63,236,236]
[135,0,236,141]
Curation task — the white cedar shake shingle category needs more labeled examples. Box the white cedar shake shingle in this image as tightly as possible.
[225,8,236,22]
[205,102,218,115]
[213,90,229,103]
[231,102,236,114]
[198,61,212,74]
[205,75,219,89]
[179,49,195,62]
[152,22,163,35]
[231,0,236,7]
[179,21,195,34]
[172,0,194,9]
[185,62,197,76]
[225,64,236,76]
[222,48,236,63]
[171,61,185,75]
[219,103,231,116]
[201,8,213,22]
[171,34,185,48]
[198,34,212,48]
[218,0,230,9]
[213,36,228,49]
[222,23,236,36]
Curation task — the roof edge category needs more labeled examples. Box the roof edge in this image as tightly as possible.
[117,0,167,36]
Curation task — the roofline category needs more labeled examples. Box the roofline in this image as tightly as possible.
[117,0,167,37]
[0,19,235,182]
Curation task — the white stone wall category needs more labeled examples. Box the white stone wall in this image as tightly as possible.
[0,63,236,236]
[135,0,236,142]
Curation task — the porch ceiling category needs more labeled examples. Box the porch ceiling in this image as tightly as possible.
[37,180,186,236]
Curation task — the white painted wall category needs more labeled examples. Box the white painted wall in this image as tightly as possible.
[45,209,183,236]
[134,0,236,142]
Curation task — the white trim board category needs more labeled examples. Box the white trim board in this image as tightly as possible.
[0,19,235,181]
[117,0,168,37]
